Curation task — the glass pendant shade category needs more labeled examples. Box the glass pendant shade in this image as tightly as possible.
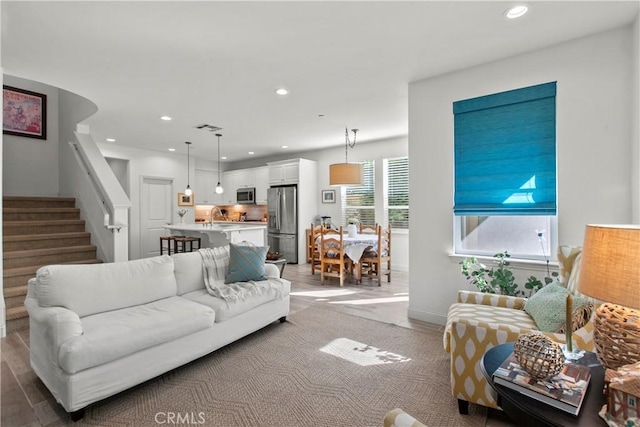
[184,141,192,195]
[330,163,364,186]
[215,133,224,194]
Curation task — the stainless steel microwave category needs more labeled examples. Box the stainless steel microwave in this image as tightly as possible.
[237,187,256,204]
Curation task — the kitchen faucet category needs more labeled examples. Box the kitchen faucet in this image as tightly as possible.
[210,206,224,223]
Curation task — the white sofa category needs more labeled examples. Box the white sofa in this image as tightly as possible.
[25,250,290,419]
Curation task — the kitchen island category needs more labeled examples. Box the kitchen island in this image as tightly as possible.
[164,222,267,248]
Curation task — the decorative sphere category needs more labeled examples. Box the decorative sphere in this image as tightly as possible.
[513,332,564,380]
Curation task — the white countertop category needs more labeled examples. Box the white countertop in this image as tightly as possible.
[165,223,267,233]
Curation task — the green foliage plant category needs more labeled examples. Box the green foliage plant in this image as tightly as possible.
[460,251,558,297]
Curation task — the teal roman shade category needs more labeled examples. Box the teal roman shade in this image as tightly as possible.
[453,82,557,216]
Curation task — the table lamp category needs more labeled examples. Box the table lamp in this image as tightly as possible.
[576,224,640,370]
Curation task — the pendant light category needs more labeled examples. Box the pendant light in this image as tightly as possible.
[184,141,193,196]
[329,127,363,186]
[215,133,224,194]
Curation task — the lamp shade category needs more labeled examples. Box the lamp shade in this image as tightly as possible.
[577,224,640,309]
[329,163,364,186]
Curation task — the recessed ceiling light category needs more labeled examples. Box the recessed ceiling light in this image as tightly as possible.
[160,116,172,121]
[275,88,288,96]
[168,148,176,152]
[504,4,529,19]
[248,151,255,155]
[106,138,116,142]
[281,145,288,149]
[221,156,227,160]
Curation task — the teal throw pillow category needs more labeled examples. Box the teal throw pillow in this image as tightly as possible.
[524,283,591,333]
[225,244,269,283]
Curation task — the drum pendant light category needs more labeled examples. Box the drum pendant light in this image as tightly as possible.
[330,128,363,186]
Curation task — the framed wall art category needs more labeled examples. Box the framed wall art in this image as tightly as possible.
[178,192,194,206]
[3,86,47,140]
[322,189,336,204]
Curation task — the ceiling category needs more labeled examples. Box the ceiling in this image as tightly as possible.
[2,1,638,163]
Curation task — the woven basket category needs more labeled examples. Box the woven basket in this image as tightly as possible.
[514,332,565,380]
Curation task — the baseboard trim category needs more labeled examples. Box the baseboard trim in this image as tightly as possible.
[408,307,446,326]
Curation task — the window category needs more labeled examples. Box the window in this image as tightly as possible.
[342,160,375,225]
[384,157,409,229]
[453,82,557,259]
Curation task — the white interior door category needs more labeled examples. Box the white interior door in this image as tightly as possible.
[140,177,173,258]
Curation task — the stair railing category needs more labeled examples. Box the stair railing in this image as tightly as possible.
[68,132,131,262]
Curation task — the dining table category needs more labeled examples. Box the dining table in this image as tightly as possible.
[340,233,379,264]
[317,232,378,282]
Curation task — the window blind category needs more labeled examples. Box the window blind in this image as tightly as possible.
[385,157,409,229]
[343,160,375,225]
[453,82,557,216]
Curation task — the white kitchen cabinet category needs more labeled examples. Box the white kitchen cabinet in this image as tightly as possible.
[236,168,256,189]
[254,166,269,204]
[221,170,239,204]
[194,169,221,205]
[268,161,299,185]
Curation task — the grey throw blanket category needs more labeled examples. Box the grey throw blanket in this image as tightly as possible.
[199,247,282,303]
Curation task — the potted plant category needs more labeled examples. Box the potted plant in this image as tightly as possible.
[460,251,557,296]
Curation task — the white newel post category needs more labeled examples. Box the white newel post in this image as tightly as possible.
[112,206,129,262]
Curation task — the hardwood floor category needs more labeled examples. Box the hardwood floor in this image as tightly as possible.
[0,262,512,426]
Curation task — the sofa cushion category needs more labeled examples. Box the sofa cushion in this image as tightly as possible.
[443,302,538,353]
[36,255,177,317]
[183,278,290,322]
[58,296,214,374]
[225,244,269,283]
[172,251,206,295]
[524,283,592,333]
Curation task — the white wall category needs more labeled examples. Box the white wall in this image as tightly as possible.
[2,75,60,196]
[230,136,410,271]
[408,25,639,325]
[96,143,196,260]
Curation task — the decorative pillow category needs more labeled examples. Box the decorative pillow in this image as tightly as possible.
[524,283,592,333]
[225,243,269,283]
[557,245,582,284]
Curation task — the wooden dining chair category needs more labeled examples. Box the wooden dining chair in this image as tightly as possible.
[310,223,324,275]
[359,223,378,234]
[320,226,348,287]
[359,224,391,286]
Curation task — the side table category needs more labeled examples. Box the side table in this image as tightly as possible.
[265,258,287,276]
[481,343,605,427]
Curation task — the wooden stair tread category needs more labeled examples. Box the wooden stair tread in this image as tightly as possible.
[4,245,97,259]
[4,259,102,278]
[3,196,76,203]
[3,219,85,226]
[4,232,90,243]
[3,207,80,213]
[4,285,27,298]
[6,306,28,320]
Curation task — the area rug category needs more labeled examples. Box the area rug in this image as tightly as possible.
[57,307,487,427]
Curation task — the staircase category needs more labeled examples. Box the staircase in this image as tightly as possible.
[3,196,102,334]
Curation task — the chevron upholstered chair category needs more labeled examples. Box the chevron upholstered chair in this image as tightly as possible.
[443,246,595,414]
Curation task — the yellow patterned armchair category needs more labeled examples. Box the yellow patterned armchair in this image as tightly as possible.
[443,246,594,414]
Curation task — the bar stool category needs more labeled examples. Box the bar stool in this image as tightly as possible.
[173,236,202,253]
[160,236,176,255]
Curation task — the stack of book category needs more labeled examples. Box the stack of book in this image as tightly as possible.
[493,353,592,415]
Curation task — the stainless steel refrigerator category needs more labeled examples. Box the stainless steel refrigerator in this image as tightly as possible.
[267,186,297,263]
